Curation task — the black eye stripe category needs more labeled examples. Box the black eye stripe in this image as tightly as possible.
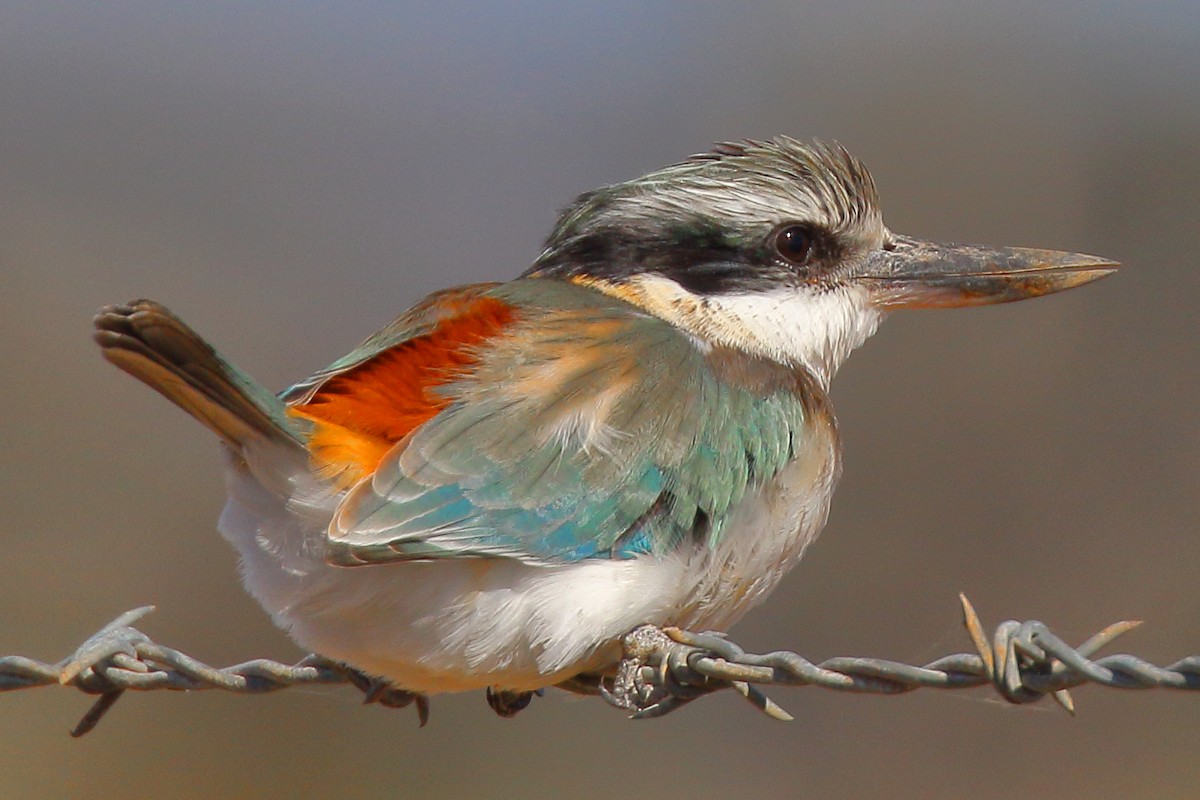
[528,216,846,294]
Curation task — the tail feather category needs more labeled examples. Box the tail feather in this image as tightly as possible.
[94,300,304,451]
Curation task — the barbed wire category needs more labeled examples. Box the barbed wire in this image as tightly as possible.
[2,596,1197,736]
[599,596,1200,719]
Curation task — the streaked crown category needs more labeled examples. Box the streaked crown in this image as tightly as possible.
[528,137,886,296]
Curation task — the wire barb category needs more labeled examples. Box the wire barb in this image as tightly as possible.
[2,599,1197,734]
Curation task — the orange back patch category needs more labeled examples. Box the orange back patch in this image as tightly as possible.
[289,295,517,485]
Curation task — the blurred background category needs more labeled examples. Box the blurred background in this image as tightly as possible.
[1,2,1197,798]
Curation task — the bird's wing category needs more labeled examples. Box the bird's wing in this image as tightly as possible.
[280,282,504,406]
[289,278,810,566]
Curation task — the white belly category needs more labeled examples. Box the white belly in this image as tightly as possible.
[219,420,840,694]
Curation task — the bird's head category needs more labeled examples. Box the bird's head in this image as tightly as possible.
[527,137,1117,387]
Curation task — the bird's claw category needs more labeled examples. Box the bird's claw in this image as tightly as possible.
[485,687,541,718]
[600,624,793,720]
[336,665,430,726]
[600,624,678,713]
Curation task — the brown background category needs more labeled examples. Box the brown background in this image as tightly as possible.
[2,3,1198,798]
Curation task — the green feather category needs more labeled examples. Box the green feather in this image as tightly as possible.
[325,278,813,565]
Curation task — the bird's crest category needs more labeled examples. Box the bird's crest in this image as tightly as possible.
[679,137,881,230]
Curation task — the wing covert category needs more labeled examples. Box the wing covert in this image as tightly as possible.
[317,279,811,566]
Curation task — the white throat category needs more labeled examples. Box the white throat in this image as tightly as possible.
[608,274,885,387]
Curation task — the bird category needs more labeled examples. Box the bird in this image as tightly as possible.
[94,137,1116,717]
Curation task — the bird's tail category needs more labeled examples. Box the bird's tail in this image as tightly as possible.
[94,300,305,452]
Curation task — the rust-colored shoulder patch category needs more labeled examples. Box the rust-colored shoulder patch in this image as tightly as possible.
[289,294,517,485]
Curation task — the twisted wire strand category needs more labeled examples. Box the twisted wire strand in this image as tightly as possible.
[2,597,1197,734]
[600,596,1200,719]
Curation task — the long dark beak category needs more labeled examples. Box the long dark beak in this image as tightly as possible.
[859,234,1119,309]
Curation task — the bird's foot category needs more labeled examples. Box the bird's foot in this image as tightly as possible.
[336,666,430,726]
[599,625,721,718]
[599,624,793,720]
[485,686,542,718]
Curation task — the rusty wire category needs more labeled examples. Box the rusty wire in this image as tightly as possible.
[2,597,1197,735]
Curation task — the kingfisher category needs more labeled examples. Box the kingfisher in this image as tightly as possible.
[94,138,1115,717]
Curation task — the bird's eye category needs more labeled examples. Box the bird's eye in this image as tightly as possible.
[773,225,814,267]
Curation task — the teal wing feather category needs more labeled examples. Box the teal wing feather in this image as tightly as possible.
[324,279,810,565]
